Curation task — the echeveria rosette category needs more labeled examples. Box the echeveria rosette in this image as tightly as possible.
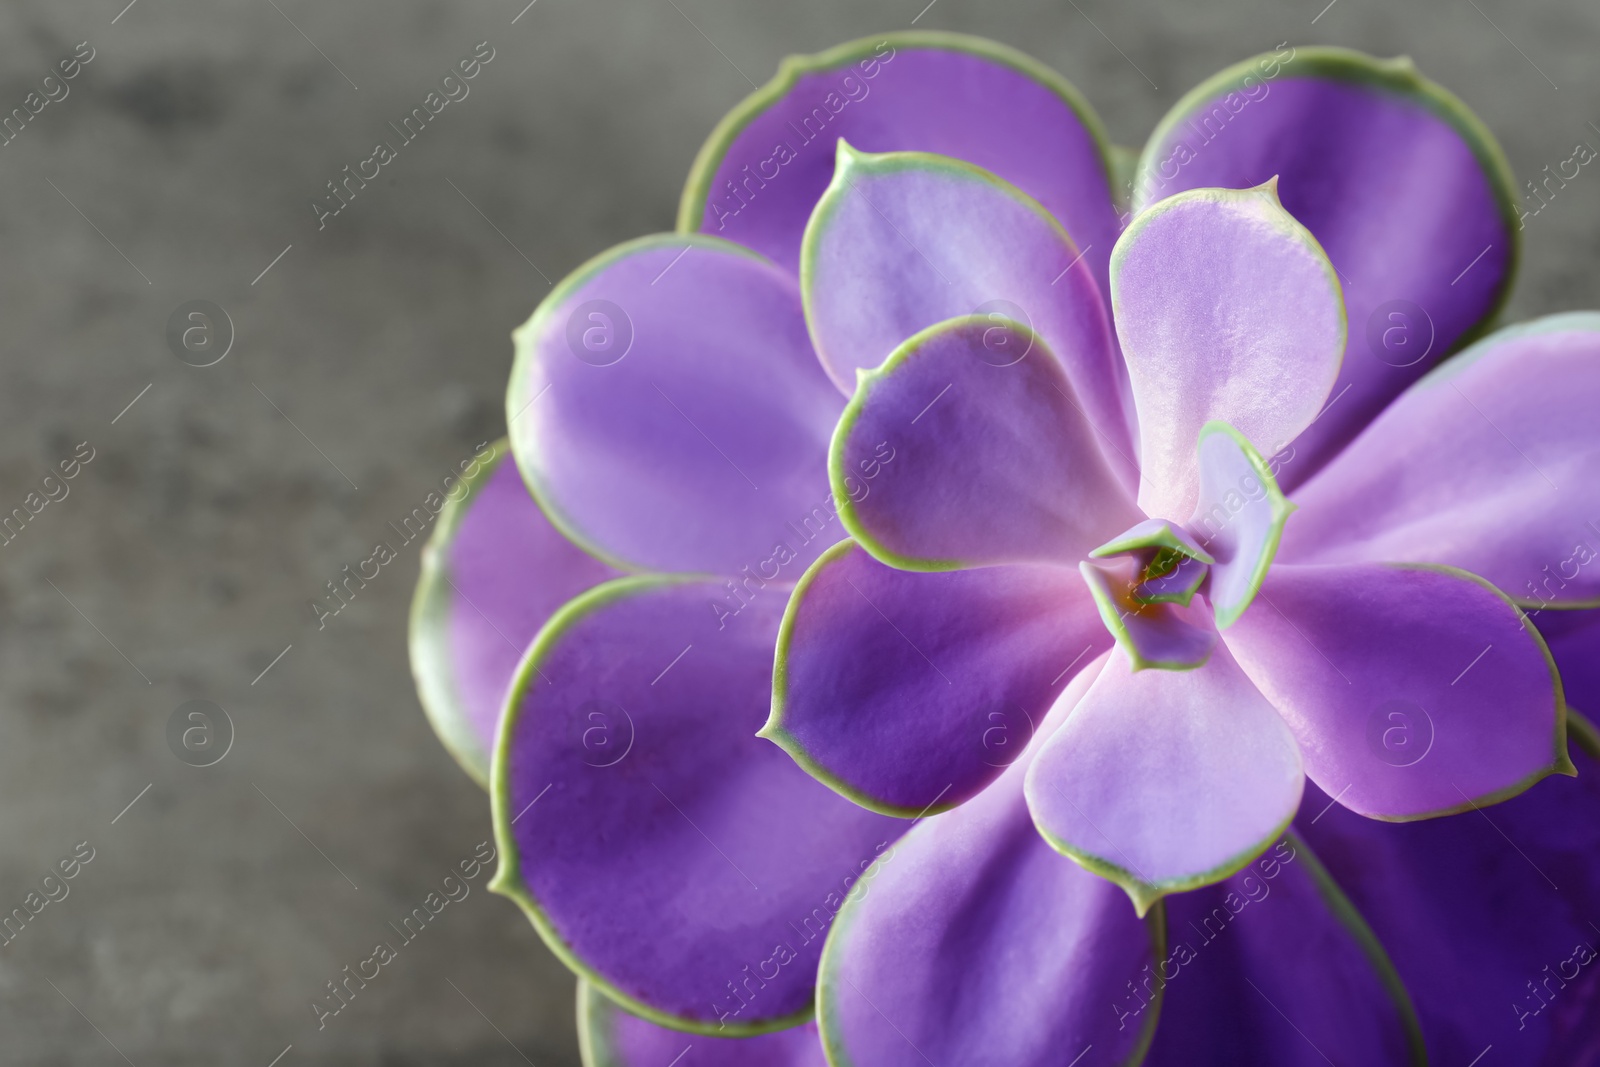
[774,162,1570,914]
[405,29,1600,1066]
[457,32,1182,1042]
[404,30,1164,1049]
[739,33,1600,1067]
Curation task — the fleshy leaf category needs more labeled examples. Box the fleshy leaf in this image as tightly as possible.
[1189,421,1294,628]
[409,441,619,787]
[768,540,1109,817]
[1296,722,1600,1063]
[1141,834,1426,1066]
[1284,314,1600,609]
[817,657,1165,1067]
[830,315,1140,571]
[1025,644,1304,914]
[1134,46,1520,488]
[491,575,904,1034]
[679,31,1123,300]
[800,145,1133,463]
[1223,561,1571,820]
[578,979,826,1066]
[506,234,843,575]
[1110,183,1345,519]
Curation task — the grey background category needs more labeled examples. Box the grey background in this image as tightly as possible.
[0,0,1593,1063]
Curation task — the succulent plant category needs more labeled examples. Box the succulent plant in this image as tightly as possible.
[411,33,1600,1066]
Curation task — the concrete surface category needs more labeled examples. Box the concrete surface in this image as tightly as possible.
[0,0,1595,1063]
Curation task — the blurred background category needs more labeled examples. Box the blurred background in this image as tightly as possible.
[0,0,1594,1062]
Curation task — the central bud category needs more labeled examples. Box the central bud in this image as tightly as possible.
[1089,517,1216,608]
[1081,518,1219,671]
[1077,422,1296,672]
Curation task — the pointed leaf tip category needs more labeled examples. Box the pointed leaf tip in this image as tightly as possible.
[1380,54,1420,79]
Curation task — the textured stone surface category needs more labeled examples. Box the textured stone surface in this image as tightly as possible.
[0,0,1594,1063]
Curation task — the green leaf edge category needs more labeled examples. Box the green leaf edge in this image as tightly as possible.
[407,439,516,789]
[763,537,973,819]
[1419,309,1600,389]
[505,231,776,575]
[1089,519,1215,565]
[1568,707,1600,761]
[575,977,623,1067]
[1347,560,1577,823]
[1134,556,1210,608]
[676,30,1117,237]
[487,572,811,1038]
[800,141,1097,396]
[1107,143,1140,219]
[1132,44,1521,358]
[1026,765,1304,919]
[1195,419,1297,630]
[827,311,1068,575]
[1111,180,1349,397]
[1285,830,1429,1066]
[576,977,781,1066]
[1078,559,1216,674]
[814,826,1169,1067]
[1402,311,1600,611]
